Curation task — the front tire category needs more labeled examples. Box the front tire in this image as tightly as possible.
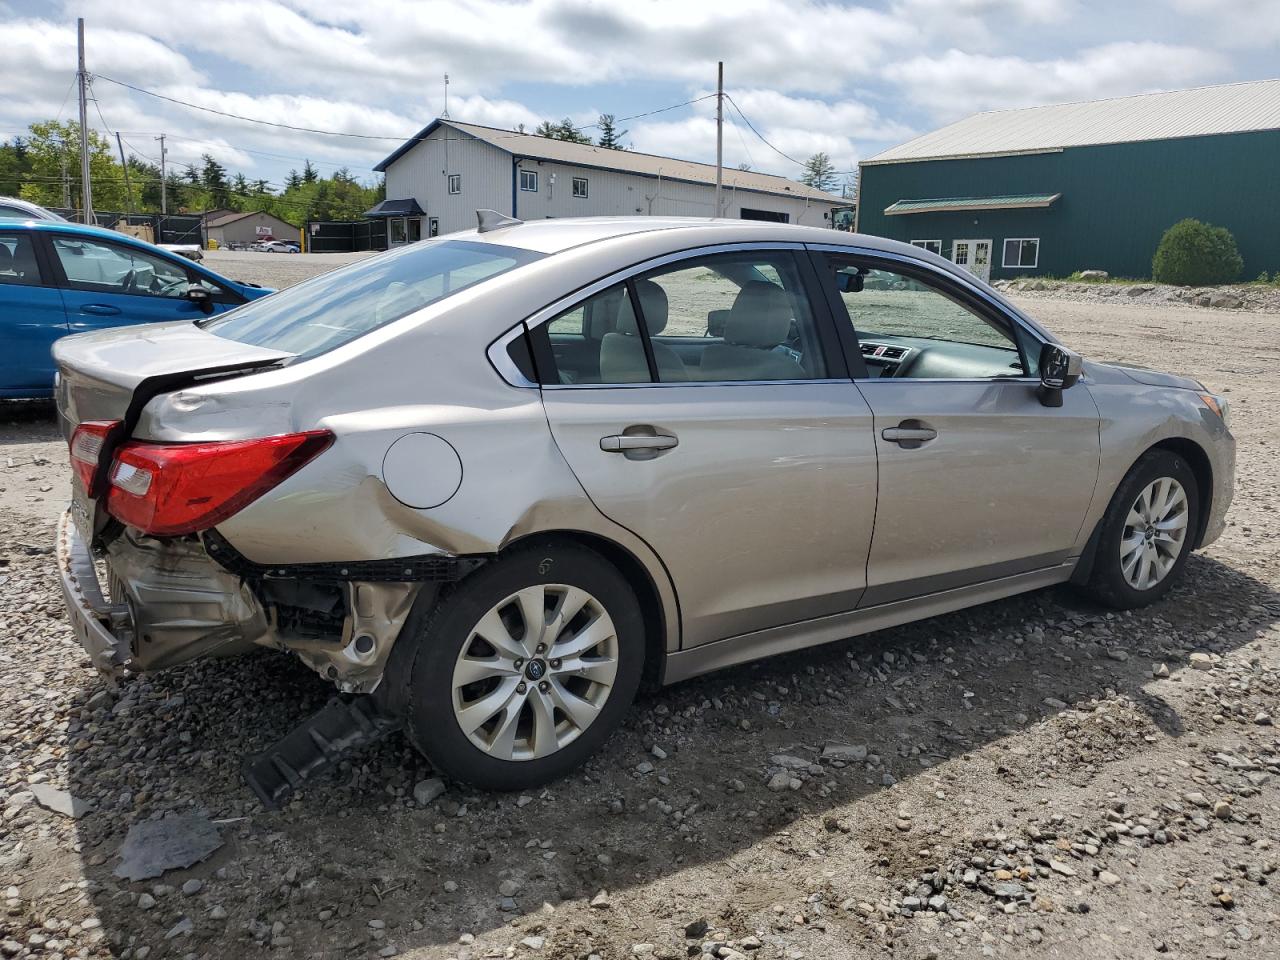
[1085,450,1199,609]
[404,542,645,790]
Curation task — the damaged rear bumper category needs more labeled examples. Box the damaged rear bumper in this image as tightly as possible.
[54,507,432,692]
[56,509,130,675]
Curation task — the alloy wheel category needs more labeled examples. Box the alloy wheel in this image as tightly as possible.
[450,584,619,761]
[1120,476,1189,591]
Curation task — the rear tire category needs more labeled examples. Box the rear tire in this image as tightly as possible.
[403,542,645,790]
[1084,450,1199,609]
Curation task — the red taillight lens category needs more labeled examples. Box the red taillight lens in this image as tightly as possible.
[105,430,333,536]
[69,420,121,495]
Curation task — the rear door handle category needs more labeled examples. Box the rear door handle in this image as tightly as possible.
[881,422,938,447]
[600,434,678,452]
[80,304,121,316]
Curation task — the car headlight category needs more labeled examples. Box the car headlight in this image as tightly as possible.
[1198,392,1231,430]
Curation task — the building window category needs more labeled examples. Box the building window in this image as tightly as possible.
[1003,238,1039,268]
[520,169,538,192]
[447,174,461,194]
[571,177,588,199]
[911,240,943,255]
[739,208,789,223]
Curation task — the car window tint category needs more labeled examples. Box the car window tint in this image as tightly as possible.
[0,234,42,286]
[827,259,1024,379]
[202,239,543,359]
[642,251,828,382]
[51,236,190,298]
[540,284,650,384]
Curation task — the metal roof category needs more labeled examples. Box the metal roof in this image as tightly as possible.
[205,210,298,228]
[375,119,846,204]
[866,78,1280,165]
[884,193,1061,216]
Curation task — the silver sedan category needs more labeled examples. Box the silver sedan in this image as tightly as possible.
[53,215,1234,796]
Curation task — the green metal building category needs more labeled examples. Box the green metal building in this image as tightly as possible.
[857,79,1280,282]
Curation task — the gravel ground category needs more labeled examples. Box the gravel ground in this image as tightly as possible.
[1,289,1278,960]
[202,249,376,291]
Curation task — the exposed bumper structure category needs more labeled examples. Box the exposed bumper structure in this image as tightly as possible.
[54,507,427,693]
[56,510,130,676]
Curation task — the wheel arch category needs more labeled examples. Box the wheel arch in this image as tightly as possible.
[502,529,674,690]
[1149,437,1213,548]
[1071,435,1214,586]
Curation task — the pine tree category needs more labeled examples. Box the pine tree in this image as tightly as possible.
[597,114,627,150]
[799,152,836,192]
[302,159,318,183]
[285,169,302,190]
[201,154,231,209]
[534,119,591,144]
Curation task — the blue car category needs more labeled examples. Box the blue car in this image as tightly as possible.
[0,220,273,398]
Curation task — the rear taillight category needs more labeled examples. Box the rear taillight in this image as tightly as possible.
[69,420,121,495]
[105,430,333,536]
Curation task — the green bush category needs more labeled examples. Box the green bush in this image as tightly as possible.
[1152,218,1243,286]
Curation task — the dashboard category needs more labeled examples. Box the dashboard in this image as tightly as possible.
[858,335,1026,380]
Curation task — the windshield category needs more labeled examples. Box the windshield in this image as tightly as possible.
[201,239,543,358]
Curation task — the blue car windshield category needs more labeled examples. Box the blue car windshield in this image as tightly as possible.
[201,239,542,358]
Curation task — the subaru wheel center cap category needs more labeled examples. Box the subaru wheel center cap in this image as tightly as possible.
[525,659,547,681]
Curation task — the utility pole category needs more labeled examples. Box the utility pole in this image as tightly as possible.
[60,142,70,209]
[116,132,134,215]
[156,134,167,214]
[715,61,724,219]
[76,17,94,224]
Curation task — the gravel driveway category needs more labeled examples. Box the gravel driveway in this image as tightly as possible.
[0,289,1277,960]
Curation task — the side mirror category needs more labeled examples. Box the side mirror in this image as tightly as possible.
[1037,343,1083,407]
[184,284,214,314]
[836,270,865,293]
[706,309,730,338]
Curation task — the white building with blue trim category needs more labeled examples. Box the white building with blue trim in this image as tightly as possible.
[369,119,847,245]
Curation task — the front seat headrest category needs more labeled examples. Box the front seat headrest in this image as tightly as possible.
[0,244,12,271]
[725,281,792,348]
[616,278,669,336]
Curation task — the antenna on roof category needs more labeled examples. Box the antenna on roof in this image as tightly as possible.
[476,209,522,233]
[442,73,450,119]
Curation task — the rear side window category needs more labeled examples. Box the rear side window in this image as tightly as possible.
[0,234,42,286]
[202,239,542,359]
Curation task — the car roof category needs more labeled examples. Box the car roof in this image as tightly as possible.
[447,215,893,256]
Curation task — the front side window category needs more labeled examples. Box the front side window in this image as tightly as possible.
[1003,238,1039,268]
[572,177,588,198]
[530,250,829,385]
[202,239,542,359]
[51,235,190,298]
[520,169,538,192]
[448,174,461,194]
[824,256,1025,380]
[0,234,42,286]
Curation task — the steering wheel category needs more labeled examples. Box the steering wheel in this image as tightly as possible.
[120,269,137,294]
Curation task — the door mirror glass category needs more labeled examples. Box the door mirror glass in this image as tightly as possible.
[1037,343,1082,406]
[184,283,214,313]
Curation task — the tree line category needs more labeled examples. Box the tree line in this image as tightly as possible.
[0,120,385,224]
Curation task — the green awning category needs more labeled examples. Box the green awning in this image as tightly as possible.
[883,193,1061,216]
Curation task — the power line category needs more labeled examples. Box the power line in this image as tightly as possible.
[724,94,804,168]
[92,73,717,148]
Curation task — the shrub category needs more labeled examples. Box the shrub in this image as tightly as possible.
[1152,218,1243,286]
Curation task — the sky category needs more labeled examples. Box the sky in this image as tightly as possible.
[2,0,1279,192]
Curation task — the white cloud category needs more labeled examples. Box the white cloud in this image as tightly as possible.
[1172,0,1280,48]
[886,42,1229,120]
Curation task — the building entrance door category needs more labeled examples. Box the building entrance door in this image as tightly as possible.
[952,239,992,282]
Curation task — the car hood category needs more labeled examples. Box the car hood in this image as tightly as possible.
[1090,360,1204,392]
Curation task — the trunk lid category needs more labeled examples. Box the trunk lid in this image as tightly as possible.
[54,321,294,432]
[53,321,295,540]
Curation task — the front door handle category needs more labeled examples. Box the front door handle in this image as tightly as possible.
[600,434,678,453]
[80,304,121,316]
[881,422,938,448]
